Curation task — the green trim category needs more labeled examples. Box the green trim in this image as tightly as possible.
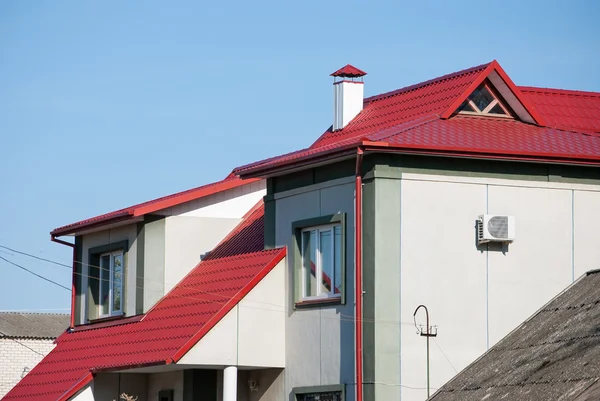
[272,159,356,193]
[361,176,376,401]
[264,196,277,249]
[74,236,83,324]
[292,213,346,307]
[87,240,128,321]
[292,384,345,400]
[135,222,145,315]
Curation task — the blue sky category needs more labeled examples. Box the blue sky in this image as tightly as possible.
[1,0,598,313]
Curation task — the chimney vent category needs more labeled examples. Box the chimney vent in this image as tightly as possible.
[331,64,367,131]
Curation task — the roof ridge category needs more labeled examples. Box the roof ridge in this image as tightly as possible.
[0,312,69,316]
[520,85,600,98]
[364,62,491,104]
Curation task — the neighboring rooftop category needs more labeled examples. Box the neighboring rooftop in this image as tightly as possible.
[429,269,600,401]
[0,313,69,339]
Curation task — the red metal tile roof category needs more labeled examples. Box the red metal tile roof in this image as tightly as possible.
[520,86,600,133]
[51,174,259,237]
[235,62,600,176]
[5,204,286,401]
[330,64,367,78]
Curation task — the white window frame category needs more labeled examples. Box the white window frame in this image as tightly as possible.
[458,82,513,118]
[300,223,342,301]
[98,250,124,317]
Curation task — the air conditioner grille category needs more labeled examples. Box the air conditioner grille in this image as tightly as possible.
[488,216,509,238]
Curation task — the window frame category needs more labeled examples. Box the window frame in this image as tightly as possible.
[292,384,345,401]
[98,250,124,317]
[458,81,514,118]
[292,213,346,308]
[87,240,128,322]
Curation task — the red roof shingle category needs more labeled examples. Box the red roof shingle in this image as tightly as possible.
[235,61,600,176]
[5,204,286,401]
[520,86,600,133]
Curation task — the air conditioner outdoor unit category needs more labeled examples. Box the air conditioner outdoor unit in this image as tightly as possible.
[477,215,515,245]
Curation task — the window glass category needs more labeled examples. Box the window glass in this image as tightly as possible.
[302,230,317,298]
[300,223,343,300]
[469,86,494,111]
[320,229,333,294]
[458,100,475,112]
[100,255,110,316]
[112,254,123,313]
[488,103,507,115]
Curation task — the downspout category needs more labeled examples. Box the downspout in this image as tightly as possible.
[355,147,364,401]
[51,235,76,329]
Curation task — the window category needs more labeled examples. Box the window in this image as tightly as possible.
[301,225,342,299]
[87,240,128,321]
[458,81,512,117]
[293,214,346,306]
[293,385,344,401]
[99,251,124,316]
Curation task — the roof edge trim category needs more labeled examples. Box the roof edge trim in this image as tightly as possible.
[171,247,287,362]
[58,372,94,401]
[440,60,547,126]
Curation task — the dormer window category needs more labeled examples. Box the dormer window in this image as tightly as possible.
[458,82,512,117]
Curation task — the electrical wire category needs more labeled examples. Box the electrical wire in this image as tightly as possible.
[0,245,71,269]
[0,330,46,357]
[0,255,70,291]
[432,338,458,374]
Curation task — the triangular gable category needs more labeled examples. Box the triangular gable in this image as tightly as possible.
[441,60,546,125]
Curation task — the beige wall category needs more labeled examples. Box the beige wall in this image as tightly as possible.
[163,216,241,294]
[178,259,286,368]
[399,173,600,401]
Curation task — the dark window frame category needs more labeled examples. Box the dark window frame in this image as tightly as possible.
[87,240,128,322]
[292,384,345,401]
[292,213,346,308]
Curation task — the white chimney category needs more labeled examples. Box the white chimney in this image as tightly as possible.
[331,64,367,131]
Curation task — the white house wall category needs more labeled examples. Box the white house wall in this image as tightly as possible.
[156,180,266,218]
[177,259,285,368]
[70,384,94,401]
[273,177,356,400]
[163,216,241,294]
[398,172,600,401]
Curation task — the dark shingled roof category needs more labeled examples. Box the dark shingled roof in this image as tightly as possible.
[0,313,69,339]
[429,270,600,401]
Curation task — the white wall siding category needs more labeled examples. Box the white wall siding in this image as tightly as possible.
[487,185,572,345]
[400,179,488,401]
[398,173,600,401]
[163,216,241,294]
[0,338,56,398]
[156,181,266,218]
[573,190,600,277]
[70,384,95,401]
[178,259,286,368]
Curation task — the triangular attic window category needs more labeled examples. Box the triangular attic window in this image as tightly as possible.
[457,81,512,118]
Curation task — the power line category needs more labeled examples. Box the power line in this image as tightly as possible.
[0,330,46,357]
[432,338,458,374]
[0,245,71,269]
[0,255,70,291]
